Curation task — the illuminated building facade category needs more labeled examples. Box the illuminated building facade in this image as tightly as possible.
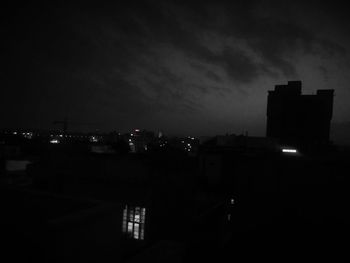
[266,81,334,145]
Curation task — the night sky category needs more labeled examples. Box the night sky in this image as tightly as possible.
[2,1,350,143]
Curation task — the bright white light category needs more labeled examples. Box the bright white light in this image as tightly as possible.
[282,149,297,153]
[59,134,63,138]
[135,129,140,132]
[230,198,234,205]
[50,139,59,144]
[13,132,17,135]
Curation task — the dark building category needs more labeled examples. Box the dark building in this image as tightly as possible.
[266,81,334,146]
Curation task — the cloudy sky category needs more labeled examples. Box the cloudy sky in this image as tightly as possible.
[2,1,350,142]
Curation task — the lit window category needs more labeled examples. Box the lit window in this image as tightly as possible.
[128,222,133,234]
[134,223,139,239]
[135,207,140,222]
[122,205,146,240]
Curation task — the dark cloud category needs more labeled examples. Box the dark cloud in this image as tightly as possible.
[318,66,329,81]
[206,71,222,83]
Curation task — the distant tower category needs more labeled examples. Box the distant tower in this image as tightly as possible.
[266,81,334,145]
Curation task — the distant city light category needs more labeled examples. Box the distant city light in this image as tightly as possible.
[50,139,59,144]
[135,129,140,132]
[23,132,33,139]
[90,136,98,143]
[59,134,63,138]
[13,132,17,135]
[282,148,297,153]
[230,198,235,205]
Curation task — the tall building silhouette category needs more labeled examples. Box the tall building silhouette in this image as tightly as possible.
[266,81,334,145]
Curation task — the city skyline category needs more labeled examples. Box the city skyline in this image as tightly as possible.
[2,1,350,144]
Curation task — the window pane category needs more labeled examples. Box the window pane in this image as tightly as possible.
[141,208,146,223]
[122,207,128,232]
[128,222,133,236]
[140,225,144,240]
[135,207,140,223]
[122,219,127,233]
[134,223,139,239]
[129,208,134,221]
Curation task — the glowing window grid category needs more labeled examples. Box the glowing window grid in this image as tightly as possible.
[122,206,146,240]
